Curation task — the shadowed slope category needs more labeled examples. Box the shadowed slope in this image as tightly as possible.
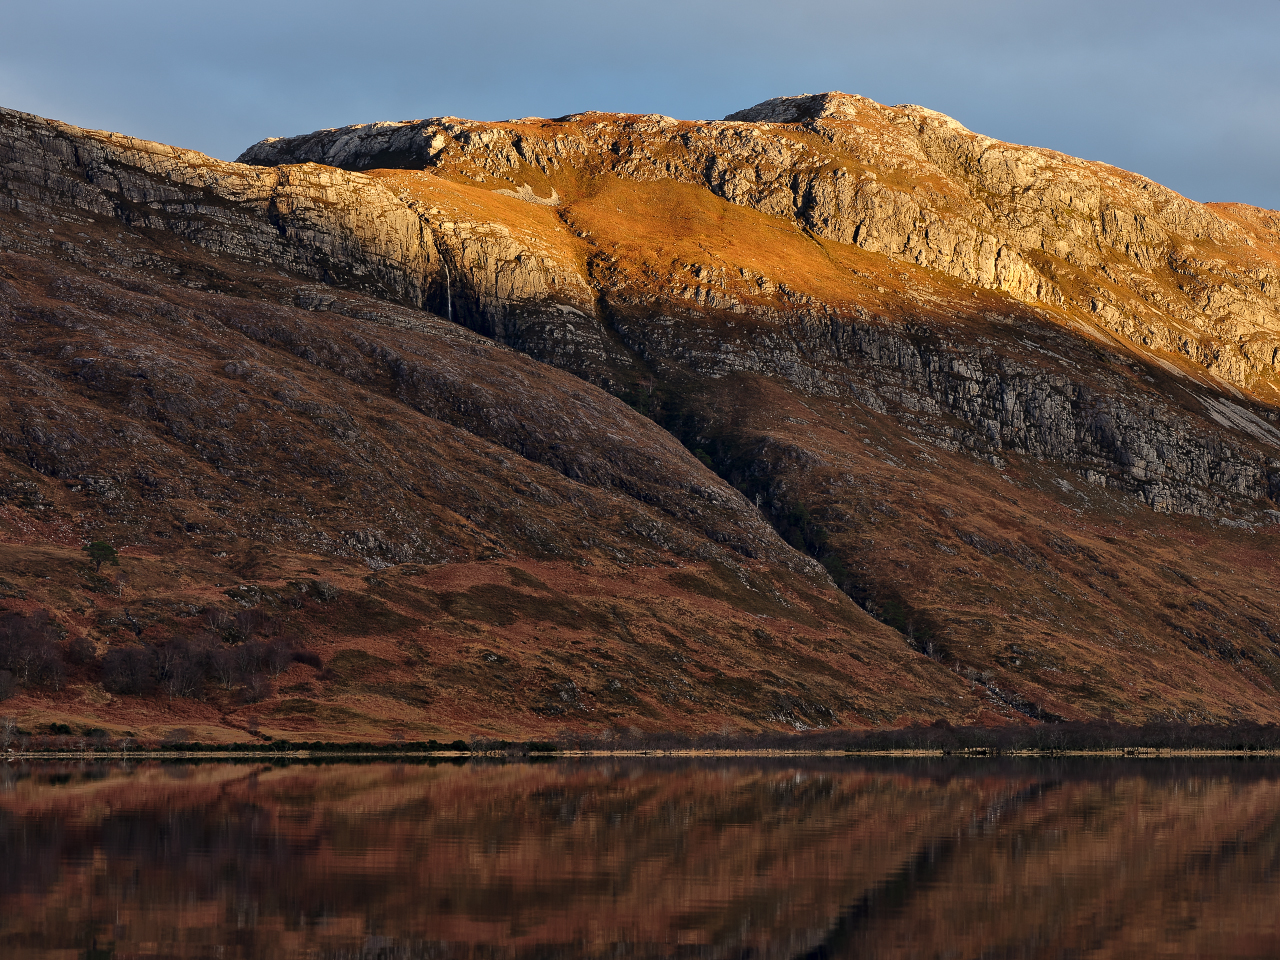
[0,157,976,740]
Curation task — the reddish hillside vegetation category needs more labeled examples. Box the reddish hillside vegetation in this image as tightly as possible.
[1,95,1279,741]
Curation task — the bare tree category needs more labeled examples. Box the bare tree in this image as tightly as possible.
[210,647,238,691]
[243,673,273,703]
[156,639,207,699]
[264,641,293,679]
[206,605,233,633]
[0,610,61,684]
[102,646,156,695]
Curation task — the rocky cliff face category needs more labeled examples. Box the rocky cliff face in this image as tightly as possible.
[243,92,1280,395]
[1,107,435,306]
[2,96,1280,735]
[610,306,1280,520]
[240,95,1280,525]
[3,105,995,739]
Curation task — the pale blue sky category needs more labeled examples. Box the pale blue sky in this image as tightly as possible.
[3,0,1277,208]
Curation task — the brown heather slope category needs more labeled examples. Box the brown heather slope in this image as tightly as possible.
[0,95,1279,736]
[0,118,982,740]
[0,206,990,741]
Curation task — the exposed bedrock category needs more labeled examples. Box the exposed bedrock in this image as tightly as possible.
[603,305,1280,520]
[241,92,1280,392]
[4,103,1278,525]
[0,107,436,306]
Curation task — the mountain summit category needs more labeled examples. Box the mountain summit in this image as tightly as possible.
[723,92,872,122]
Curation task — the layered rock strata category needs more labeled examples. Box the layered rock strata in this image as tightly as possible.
[1,107,434,306]
[243,92,1280,396]
[242,96,1280,522]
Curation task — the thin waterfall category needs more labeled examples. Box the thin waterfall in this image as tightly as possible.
[443,260,452,322]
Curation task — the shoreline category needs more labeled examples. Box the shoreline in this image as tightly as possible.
[10,747,1280,761]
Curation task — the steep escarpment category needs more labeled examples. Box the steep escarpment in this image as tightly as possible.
[241,97,1280,526]
[240,94,1280,725]
[1,107,435,306]
[1,97,1279,737]
[1,111,990,740]
[244,92,1280,396]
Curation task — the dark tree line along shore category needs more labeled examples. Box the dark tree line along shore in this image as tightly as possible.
[8,605,1280,754]
[0,607,319,707]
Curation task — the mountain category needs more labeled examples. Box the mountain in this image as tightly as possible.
[1,93,1278,741]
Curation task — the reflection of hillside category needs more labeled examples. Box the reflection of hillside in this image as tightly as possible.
[0,763,1279,958]
[823,773,1280,959]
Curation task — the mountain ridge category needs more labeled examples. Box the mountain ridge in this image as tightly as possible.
[239,92,1280,397]
[1,95,1279,740]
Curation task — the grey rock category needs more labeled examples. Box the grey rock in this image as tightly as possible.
[241,93,1280,394]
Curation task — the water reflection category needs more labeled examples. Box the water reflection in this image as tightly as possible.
[2,758,1279,958]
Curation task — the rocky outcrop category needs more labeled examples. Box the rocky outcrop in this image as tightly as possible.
[241,93,1280,395]
[0,107,435,306]
[4,101,1279,524]
[608,305,1280,519]
[0,107,620,381]
[233,95,1280,523]
[405,200,616,382]
[5,101,1274,528]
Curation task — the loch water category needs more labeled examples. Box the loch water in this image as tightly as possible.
[2,757,1279,958]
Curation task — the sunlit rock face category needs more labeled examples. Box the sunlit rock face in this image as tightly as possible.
[238,93,1280,523]
[243,92,1280,398]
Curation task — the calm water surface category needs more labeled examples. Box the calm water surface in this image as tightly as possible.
[2,758,1279,958]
